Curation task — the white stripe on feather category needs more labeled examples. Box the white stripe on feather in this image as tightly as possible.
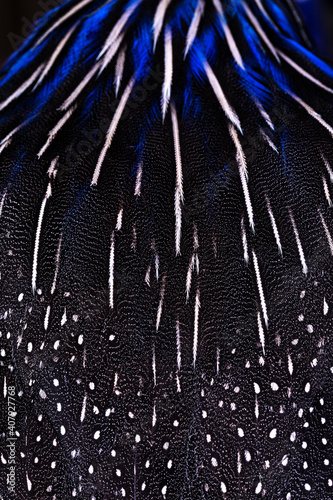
[116,207,123,231]
[109,232,115,308]
[278,51,333,94]
[288,209,308,274]
[91,77,135,186]
[318,208,333,255]
[153,0,172,50]
[0,64,44,112]
[145,265,151,286]
[253,0,278,30]
[99,0,142,58]
[193,288,200,367]
[257,311,265,355]
[162,26,173,120]
[289,93,333,137]
[254,99,274,130]
[0,139,11,155]
[323,176,332,207]
[35,0,94,47]
[152,346,157,386]
[186,254,195,302]
[60,63,100,111]
[51,232,63,295]
[241,216,249,264]
[35,24,78,89]
[99,33,125,75]
[260,129,278,153]
[156,276,166,332]
[265,194,282,254]
[205,62,242,132]
[176,318,181,370]
[0,123,26,148]
[229,125,255,231]
[185,0,205,57]
[252,250,268,328]
[80,393,87,423]
[38,106,76,158]
[242,2,280,62]
[321,154,333,183]
[114,45,126,97]
[0,189,7,219]
[32,183,52,294]
[171,102,184,254]
[170,99,183,200]
[135,163,143,196]
[212,0,244,69]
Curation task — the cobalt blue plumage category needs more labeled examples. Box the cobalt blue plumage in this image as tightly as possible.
[0,0,332,498]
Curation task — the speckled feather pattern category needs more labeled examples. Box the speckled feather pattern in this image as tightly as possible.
[0,0,332,498]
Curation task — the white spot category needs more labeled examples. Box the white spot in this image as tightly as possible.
[290,432,296,442]
[305,382,311,393]
[60,426,66,435]
[281,455,288,466]
[53,379,59,387]
[288,353,293,375]
[255,481,262,494]
[18,293,24,302]
[89,465,94,474]
[307,324,313,333]
[311,358,318,367]
[304,484,311,491]
[26,474,32,491]
[254,382,261,394]
[39,389,47,399]
[211,457,218,467]
[245,450,251,462]
[271,382,279,391]
[269,428,277,439]
[94,431,100,440]
[324,298,329,315]
[221,481,227,493]
[238,428,244,438]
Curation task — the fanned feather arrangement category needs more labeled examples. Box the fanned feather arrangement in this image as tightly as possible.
[0,0,332,498]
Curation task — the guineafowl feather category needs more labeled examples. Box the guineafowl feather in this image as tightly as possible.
[0,0,332,498]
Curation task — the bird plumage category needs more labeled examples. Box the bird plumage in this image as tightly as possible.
[0,0,332,498]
